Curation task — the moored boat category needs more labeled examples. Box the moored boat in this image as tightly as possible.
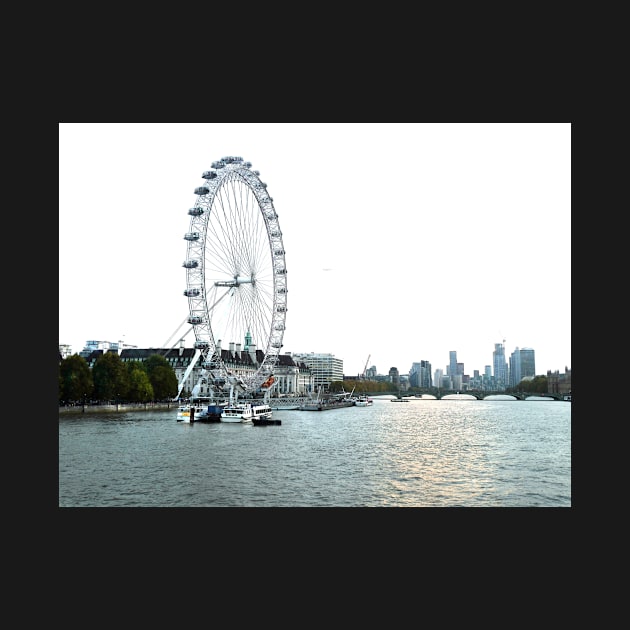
[268,396,307,410]
[177,404,194,422]
[299,388,356,411]
[299,401,324,411]
[177,402,224,422]
[221,402,274,423]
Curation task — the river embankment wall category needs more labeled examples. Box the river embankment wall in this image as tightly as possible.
[59,402,176,415]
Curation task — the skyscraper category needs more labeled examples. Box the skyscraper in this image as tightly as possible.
[493,342,508,390]
[448,351,457,377]
[509,347,536,387]
[519,348,536,379]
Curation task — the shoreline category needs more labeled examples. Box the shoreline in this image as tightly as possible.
[59,402,175,415]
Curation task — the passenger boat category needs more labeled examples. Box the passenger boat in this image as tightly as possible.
[221,402,274,423]
[177,402,223,423]
[354,395,373,407]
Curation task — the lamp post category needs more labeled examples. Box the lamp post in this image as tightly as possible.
[116,393,119,411]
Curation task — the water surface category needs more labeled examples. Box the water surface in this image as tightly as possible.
[59,399,571,507]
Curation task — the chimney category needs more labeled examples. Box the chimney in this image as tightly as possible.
[235,343,242,359]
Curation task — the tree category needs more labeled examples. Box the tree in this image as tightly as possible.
[143,354,178,400]
[92,351,128,401]
[515,375,548,393]
[59,354,93,403]
[126,361,154,402]
[330,379,392,395]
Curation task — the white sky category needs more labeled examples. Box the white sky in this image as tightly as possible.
[59,123,571,377]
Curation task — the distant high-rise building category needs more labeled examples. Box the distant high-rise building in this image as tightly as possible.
[388,367,400,386]
[509,347,522,387]
[448,351,457,377]
[409,361,432,388]
[493,342,508,390]
[509,347,536,387]
[419,360,432,388]
[519,348,536,379]
[434,368,443,388]
[409,363,422,387]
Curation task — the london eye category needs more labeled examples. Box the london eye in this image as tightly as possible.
[182,156,287,396]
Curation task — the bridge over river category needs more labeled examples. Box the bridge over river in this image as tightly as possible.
[366,391,570,401]
[265,391,571,408]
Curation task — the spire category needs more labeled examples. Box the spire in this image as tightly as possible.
[244,330,252,351]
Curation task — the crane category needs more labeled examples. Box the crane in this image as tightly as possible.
[362,354,371,379]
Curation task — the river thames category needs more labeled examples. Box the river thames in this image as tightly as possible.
[58,397,571,507]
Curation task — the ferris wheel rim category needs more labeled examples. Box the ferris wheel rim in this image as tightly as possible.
[182,157,287,394]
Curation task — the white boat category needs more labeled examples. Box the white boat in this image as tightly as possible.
[354,395,373,407]
[221,402,273,423]
[176,403,201,423]
[177,402,223,423]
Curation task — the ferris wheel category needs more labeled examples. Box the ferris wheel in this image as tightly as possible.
[182,156,287,396]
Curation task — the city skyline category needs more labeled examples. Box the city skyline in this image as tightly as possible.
[59,123,571,376]
[62,338,566,383]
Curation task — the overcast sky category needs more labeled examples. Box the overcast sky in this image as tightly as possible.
[59,123,571,377]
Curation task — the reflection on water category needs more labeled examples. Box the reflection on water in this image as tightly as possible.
[59,399,571,507]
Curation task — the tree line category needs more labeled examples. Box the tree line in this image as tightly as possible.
[505,375,549,394]
[59,353,178,405]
